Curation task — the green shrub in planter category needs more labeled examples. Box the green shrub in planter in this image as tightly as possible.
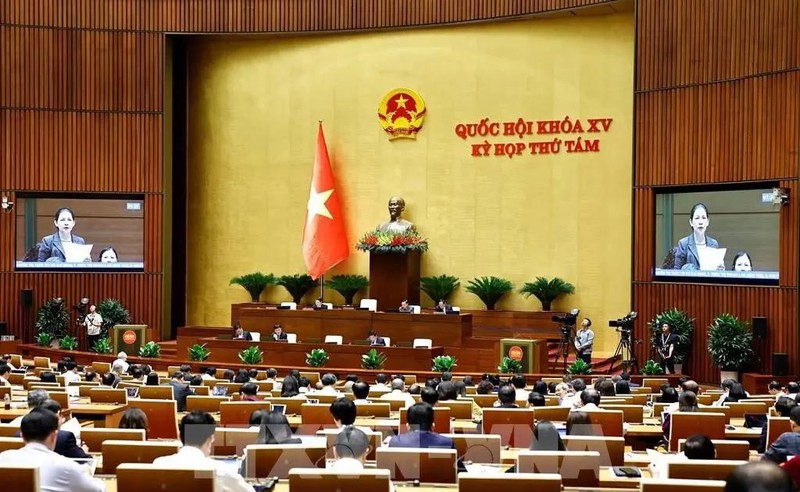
[138,341,161,358]
[230,272,276,302]
[519,277,575,311]
[432,355,458,372]
[93,337,113,355]
[465,276,513,310]
[708,313,754,371]
[277,274,319,304]
[59,335,78,350]
[497,356,523,374]
[420,275,460,304]
[649,308,694,365]
[324,275,369,306]
[239,346,263,365]
[361,349,387,370]
[188,343,211,361]
[305,348,330,368]
[641,359,664,375]
[567,359,592,375]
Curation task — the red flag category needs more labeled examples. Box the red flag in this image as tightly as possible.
[302,123,349,279]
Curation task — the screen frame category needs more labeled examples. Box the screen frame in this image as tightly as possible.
[13,191,146,273]
[651,182,781,287]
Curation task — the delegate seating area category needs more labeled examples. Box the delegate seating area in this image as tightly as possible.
[0,354,791,492]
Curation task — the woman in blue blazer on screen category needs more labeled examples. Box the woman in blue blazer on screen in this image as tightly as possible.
[673,203,722,270]
[37,207,88,263]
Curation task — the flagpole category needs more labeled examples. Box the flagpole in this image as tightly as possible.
[319,274,324,301]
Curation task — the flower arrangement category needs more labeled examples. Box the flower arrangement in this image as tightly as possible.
[356,229,429,254]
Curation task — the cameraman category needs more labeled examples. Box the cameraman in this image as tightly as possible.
[657,322,678,374]
[574,318,594,365]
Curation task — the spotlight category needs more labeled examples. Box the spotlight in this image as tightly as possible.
[53,297,63,306]
[80,298,89,307]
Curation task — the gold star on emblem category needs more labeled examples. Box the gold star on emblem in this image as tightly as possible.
[394,95,408,109]
[307,186,334,219]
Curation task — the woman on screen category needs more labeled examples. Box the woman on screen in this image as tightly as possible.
[98,247,118,263]
[732,251,753,271]
[37,207,88,263]
[673,203,723,270]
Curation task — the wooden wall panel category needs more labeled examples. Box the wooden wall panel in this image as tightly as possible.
[0,272,163,343]
[635,72,800,186]
[634,0,800,382]
[1,28,163,111]
[0,111,162,192]
[636,0,800,91]
[3,0,616,32]
[633,283,797,383]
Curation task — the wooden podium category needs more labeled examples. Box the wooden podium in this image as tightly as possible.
[112,324,148,355]
[369,251,421,311]
[498,338,548,373]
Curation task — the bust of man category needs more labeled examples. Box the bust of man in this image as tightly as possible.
[377,196,415,233]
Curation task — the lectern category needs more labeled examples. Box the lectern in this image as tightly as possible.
[369,251,421,311]
[498,338,548,373]
[112,324,147,355]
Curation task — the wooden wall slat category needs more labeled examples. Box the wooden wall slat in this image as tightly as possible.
[1,110,162,192]
[635,72,800,186]
[636,0,800,91]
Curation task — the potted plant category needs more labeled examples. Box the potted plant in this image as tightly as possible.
[239,346,264,365]
[59,335,78,351]
[277,274,319,304]
[324,275,369,306]
[649,308,694,374]
[432,355,458,372]
[420,275,460,305]
[465,276,513,310]
[305,348,330,368]
[641,359,664,375]
[35,331,53,348]
[97,298,132,338]
[497,356,523,374]
[138,341,162,358]
[708,313,754,382]
[519,277,575,311]
[567,359,592,375]
[35,297,69,343]
[361,349,387,370]
[229,272,276,303]
[93,337,113,355]
[188,343,211,361]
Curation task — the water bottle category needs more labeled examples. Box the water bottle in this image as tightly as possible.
[3,394,10,410]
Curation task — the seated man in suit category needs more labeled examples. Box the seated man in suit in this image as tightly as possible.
[232,323,253,341]
[169,371,194,412]
[492,384,519,408]
[368,330,386,347]
[312,298,329,310]
[434,299,454,314]
[398,299,413,313]
[272,324,288,341]
[388,403,454,449]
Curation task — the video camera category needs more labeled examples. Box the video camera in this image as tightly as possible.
[609,311,638,332]
[552,308,580,327]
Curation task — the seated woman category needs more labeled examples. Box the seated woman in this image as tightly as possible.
[531,420,565,450]
[566,411,594,436]
[662,391,698,436]
[280,375,306,399]
[724,383,748,403]
[98,247,119,263]
[240,410,302,475]
[118,407,150,439]
[659,387,679,404]
[145,373,160,386]
[731,251,753,272]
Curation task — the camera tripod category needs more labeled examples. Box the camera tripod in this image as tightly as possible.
[551,325,575,373]
[611,329,638,374]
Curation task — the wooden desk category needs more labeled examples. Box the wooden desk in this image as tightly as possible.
[0,403,127,427]
[228,307,473,347]
[198,338,444,370]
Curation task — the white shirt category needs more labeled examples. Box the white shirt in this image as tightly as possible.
[84,313,103,336]
[353,399,371,405]
[111,359,128,374]
[153,446,254,492]
[0,442,105,492]
[0,376,9,386]
[63,371,82,385]
[201,373,215,381]
[576,402,601,412]
[372,383,391,393]
[380,390,416,409]
[515,388,529,401]
[315,386,342,397]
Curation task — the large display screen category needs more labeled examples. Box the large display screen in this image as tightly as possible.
[15,195,144,270]
[654,188,779,283]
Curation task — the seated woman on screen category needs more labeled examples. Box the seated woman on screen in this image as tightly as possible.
[673,203,723,270]
[37,207,89,262]
[731,251,753,271]
[98,247,119,263]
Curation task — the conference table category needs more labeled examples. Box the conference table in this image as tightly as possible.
[0,403,127,427]
[230,306,473,346]
[196,338,445,370]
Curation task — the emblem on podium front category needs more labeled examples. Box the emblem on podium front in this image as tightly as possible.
[378,88,426,140]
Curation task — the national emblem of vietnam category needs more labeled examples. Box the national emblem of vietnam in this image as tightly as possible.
[378,88,426,140]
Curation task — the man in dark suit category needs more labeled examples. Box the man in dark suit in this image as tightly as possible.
[493,384,519,408]
[168,372,194,412]
[388,403,454,449]
[232,323,252,341]
[434,299,454,314]
[367,330,386,346]
[272,323,288,341]
[35,399,91,458]
[312,298,329,310]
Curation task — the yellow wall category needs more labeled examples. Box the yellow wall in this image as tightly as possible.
[186,13,634,354]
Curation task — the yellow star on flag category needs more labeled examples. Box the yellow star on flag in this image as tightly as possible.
[307,186,334,219]
[394,94,408,109]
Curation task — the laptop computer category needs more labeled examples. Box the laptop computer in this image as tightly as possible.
[211,386,229,397]
[125,387,140,398]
